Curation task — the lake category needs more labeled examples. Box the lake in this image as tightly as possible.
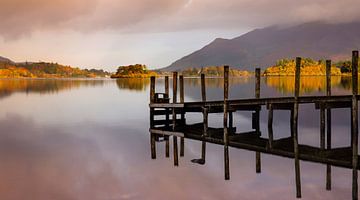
[0,77,357,199]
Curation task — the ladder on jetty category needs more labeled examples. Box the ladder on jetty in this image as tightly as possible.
[149,51,360,199]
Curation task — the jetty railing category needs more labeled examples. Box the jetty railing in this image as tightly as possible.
[149,51,360,199]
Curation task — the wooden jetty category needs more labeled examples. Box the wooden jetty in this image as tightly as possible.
[149,51,360,199]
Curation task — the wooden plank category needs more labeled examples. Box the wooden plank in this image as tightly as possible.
[150,128,185,137]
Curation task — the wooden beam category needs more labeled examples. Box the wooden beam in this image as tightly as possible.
[268,104,274,149]
[352,51,359,200]
[255,68,261,173]
[173,72,179,166]
[165,76,170,158]
[294,57,302,198]
[224,66,230,180]
[326,60,332,190]
[180,75,185,157]
[150,76,156,159]
[201,73,207,164]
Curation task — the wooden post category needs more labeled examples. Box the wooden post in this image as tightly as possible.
[201,73,207,164]
[223,66,230,180]
[179,75,185,157]
[326,60,332,190]
[165,76,170,158]
[173,72,179,166]
[255,68,261,173]
[294,57,302,198]
[150,76,156,159]
[351,51,358,200]
[268,103,274,149]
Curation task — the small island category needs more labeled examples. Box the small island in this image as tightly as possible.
[110,64,157,78]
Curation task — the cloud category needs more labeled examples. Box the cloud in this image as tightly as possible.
[0,0,360,39]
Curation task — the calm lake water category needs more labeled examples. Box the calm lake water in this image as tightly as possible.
[0,77,357,199]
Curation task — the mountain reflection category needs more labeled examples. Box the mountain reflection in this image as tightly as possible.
[0,79,106,99]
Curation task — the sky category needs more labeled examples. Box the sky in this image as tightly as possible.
[0,0,359,71]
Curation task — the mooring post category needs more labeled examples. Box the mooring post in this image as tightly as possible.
[223,66,230,180]
[173,72,179,166]
[351,51,358,200]
[165,76,170,158]
[179,75,185,157]
[268,103,274,149]
[294,57,302,198]
[326,60,332,190]
[201,73,207,164]
[150,76,156,159]
[255,68,261,173]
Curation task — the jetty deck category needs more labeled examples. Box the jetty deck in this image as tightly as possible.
[149,51,360,199]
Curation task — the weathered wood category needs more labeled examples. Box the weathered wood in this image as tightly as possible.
[150,76,156,159]
[352,51,359,200]
[180,75,185,157]
[173,72,179,166]
[229,112,233,128]
[150,129,185,137]
[268,104,274,149]
[255,68,261,173]
[326,60,332,190]
[200,73,207,164]
[165,76,170,157]
[320,108,325,149]
[294,57,302,198]
[224,66,230,180]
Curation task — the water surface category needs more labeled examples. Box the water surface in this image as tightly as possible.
[0,77,357,199]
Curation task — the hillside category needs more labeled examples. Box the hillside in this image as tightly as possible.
[0,60,110,78]
[169,66,251,77]
[164,21,360,71]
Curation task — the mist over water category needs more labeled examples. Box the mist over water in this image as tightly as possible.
[0,77,357,199]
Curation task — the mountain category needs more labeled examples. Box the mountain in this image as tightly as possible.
[0,56,14,64]
[164,21,360,71]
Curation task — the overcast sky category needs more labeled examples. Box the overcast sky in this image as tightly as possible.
[0,0,359,71]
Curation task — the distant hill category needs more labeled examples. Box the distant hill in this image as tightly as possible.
[0,59,110,78]
[0,56,14,64]
[158,66,251,77]
[164,21,360,71]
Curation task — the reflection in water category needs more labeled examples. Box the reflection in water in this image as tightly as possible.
[116,78,150,91]
[185,77,251,88]
[265,76,338,94]
[0,78,356,199]
[0,79,107,99]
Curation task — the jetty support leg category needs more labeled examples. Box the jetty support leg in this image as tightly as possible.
[326,60,332,190]
[224,66,230,180]
[172,72,179,166]
[255,68,261,173]
[180,75,185,157]
[150,76,156,159]
[352,51,358,200]
[165,76,170,158]
[294,57,302,198]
